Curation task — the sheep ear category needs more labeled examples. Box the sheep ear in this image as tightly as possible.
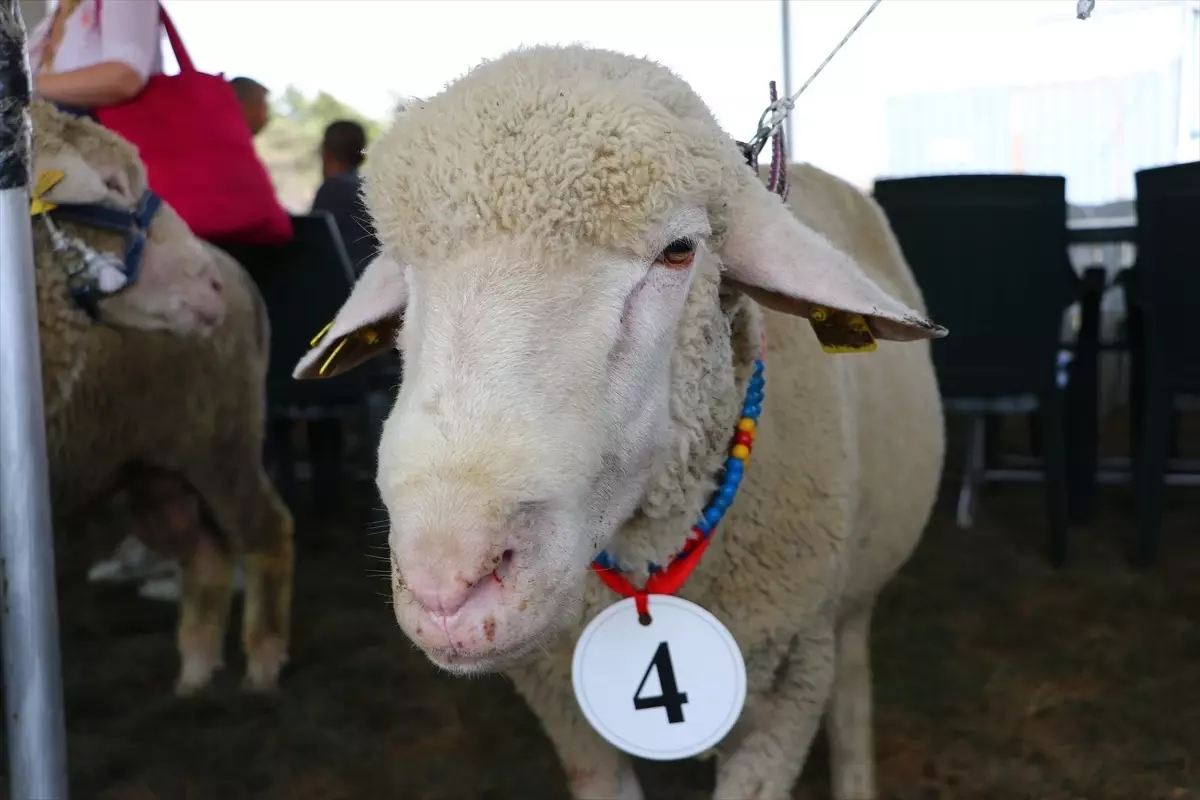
[293,253,408,380]
[34,150,112,205]
[718,175,946,351]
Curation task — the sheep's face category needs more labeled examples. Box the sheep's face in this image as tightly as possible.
[32,102,226,336]
[368,209,708,672]
[292,44,948,675]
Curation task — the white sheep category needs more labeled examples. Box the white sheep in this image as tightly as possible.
[30,100,226,338]
[31,100,294,695]
[295,45,946,800]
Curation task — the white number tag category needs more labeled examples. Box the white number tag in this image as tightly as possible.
[571,594,747,761]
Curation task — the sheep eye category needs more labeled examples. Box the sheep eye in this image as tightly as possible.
[655,238,696,269]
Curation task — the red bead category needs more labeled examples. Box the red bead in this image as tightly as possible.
[734,431,753,447]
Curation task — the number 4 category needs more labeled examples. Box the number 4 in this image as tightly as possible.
[633,642,689,724]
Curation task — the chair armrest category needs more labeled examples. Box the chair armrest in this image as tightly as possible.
[1113,265,1142,309]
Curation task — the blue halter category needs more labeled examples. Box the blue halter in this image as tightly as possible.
[49,189,163,317]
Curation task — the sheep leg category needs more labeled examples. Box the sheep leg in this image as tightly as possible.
[826,602,877,800]
[713,628,836,800]
[238,476,294,693]
[190,463,294,693]
[175,529,236,695]
[94,465,233,695]
[507,663,644,800]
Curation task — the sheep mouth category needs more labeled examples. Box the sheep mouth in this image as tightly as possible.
[422,637,546,675]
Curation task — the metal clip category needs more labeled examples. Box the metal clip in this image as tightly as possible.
[737,91,796,168]
[42,215,129,296]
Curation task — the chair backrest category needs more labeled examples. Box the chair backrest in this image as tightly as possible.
[1134,160,1200,390]
[218,212,371,412]
[872,174,1078,399]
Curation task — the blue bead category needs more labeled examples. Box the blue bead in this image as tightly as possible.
[704,506,722,526]
[714,493,731,512]
[753,360,764,374]
[719,487,737,506]
[593,551,612,570]
[749,391,764,404]
[725,457,743,475]
[744,404,762,418]
[695,519,712,535]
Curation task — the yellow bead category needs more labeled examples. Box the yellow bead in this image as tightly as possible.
[731,444,751,460]
[736,418,756,434]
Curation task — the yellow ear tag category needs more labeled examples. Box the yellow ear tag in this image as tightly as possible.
[309,320,334,347]
[30,169,65,216]
[318,337,350,377]
[315,326,383,377]
[809,306,878,354]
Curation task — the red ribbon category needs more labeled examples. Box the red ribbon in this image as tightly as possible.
[589,528,714,624]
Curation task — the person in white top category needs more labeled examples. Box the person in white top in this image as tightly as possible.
[29,0,163,112]
[31,0,187,600]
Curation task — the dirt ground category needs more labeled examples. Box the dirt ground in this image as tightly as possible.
[3,415,1198,800]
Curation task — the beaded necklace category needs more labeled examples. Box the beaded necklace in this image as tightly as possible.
[588,79,787,624]
[589,358,765,624]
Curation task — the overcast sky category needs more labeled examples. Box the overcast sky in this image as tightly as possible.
[162,0,1192,188]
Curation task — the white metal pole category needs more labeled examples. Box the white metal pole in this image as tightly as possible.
[780,0,794,152]
[0,1,71,798]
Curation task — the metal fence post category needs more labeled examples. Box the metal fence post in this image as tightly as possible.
[0,1,71,798]
[780,0,794,152]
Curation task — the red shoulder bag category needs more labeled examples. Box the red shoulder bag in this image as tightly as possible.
[92,0,293,246]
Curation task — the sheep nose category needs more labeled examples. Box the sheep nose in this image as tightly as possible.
[408,579,475,618]
[405,552,512,617]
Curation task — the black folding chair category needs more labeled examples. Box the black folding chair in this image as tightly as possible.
[215,212,388,510]
[1120,160,1200,565]
[873,174,1081,565]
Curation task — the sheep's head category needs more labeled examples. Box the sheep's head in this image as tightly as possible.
[294,46,945,674]
[31,101,225,336]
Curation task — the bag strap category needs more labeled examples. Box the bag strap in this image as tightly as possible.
[39,0,86,74]
[156,5,196,74]
[93,0,196,74]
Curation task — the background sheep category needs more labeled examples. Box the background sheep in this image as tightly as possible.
[34,106,294,694]
[296,45,945,800]
[30,100,226,339]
